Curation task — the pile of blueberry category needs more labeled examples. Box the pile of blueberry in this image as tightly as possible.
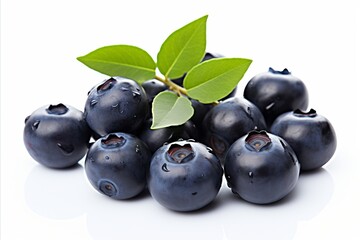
[23,54,337,212]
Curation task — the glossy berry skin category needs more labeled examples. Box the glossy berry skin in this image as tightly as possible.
[224,131,300,204]
[271,109,337,171]
[244,68,309,127]
[85,132,151,200]
[84,77,149,137]
[148,140,223,212]
[138,119,187,153]
[141,79,167,105]
[201,97,267,161]
[23,103,91,169]
[190,99,213,127]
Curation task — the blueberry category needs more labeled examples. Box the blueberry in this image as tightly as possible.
[141,79,168,105]
[182,120,200,141]
[190,99,213,127]
[148,140,223,212]
[84,132,151,200]
[23,103,91,169]
[224,130,300,204]
[201,97,267,161]
[84,77,149,137]
[270,109,337,171]
[138,118,187,153]
[244,68,309,126]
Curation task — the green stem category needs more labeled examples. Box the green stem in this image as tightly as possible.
[154,75,219,106]
[155,75,188,96]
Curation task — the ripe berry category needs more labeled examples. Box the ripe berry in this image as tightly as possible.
[148,140,223,211]
[85,132,151,200]
[138,118,188,153]
[84,77,149,137]
[190,99,213,128]
[270,109,337,171]
[23,103,91,169]
[244,68,309,126]
[141,79,167,106]
[224,130,300,204]
[201,97,267,161]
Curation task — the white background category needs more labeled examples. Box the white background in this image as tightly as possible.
[1,0,359,239]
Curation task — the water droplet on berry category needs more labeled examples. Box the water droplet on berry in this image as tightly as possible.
[105,156,110,160]
[57,143,74,154]
[248,172,254,183]
[266,102,275,110]
[161,163,170,172]
[132,91,140,97]
[206,147,213,153]
[32,120,40,130]
[132,91,141,102]
[90,99,98,107]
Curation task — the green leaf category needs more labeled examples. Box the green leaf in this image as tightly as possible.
[184,58,252,103]
[157,15,207,79]
[151,91,194,129]
[77,45,156,83]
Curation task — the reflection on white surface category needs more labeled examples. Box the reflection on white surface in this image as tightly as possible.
[221,169,334,240]
[24,164,88,219]
[24,164,333,240]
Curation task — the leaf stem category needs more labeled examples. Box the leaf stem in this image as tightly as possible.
[154,75,219,106]
[154,75,188,96]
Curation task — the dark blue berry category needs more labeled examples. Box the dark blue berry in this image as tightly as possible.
[190,99,213,127]
[23,103,91,168]
[201,97,267,161]
[244,68,309,126]
[224,130,300,204]
[141,79,167,105]
[84,132,151,200]
[138,118,187,153]
[148,140,223,211]
[84,77,149,137]
[270,109,337,171]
